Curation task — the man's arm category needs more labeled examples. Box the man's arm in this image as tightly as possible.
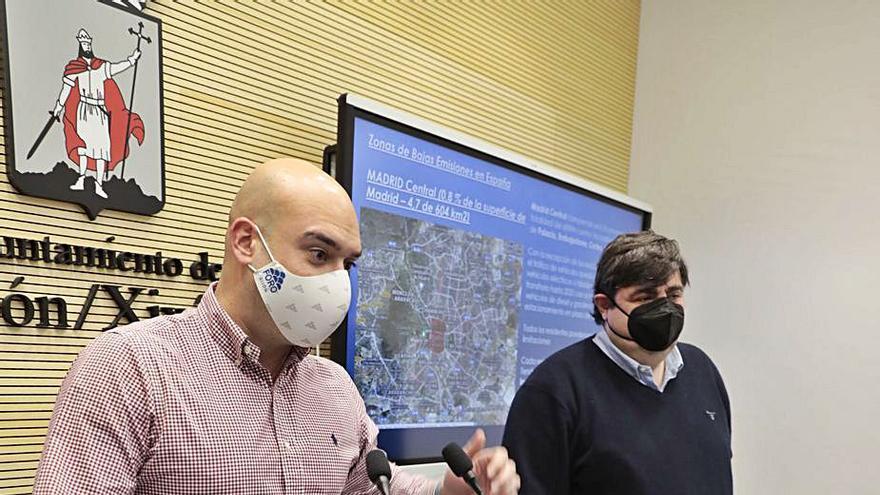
[339,373,518,494]
[108,50,141,77]
[339,378,437,495]
[502,384,573,495]
[52,76,74,118]
[712,359,733,442]
[33,332,153,494]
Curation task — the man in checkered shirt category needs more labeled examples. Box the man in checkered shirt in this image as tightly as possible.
[34,159,521,494]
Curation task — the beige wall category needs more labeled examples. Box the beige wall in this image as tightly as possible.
[1,1,642,492]
[630,1,880,493]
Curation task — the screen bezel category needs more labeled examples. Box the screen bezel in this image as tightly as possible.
[330,93,652,464]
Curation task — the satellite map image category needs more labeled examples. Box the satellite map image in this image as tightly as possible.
[354,207,524,426]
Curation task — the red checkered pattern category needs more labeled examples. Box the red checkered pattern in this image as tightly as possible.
[34,284,436,494]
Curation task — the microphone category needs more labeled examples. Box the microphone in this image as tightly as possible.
[366,449,392,495]
[442,442,482,495]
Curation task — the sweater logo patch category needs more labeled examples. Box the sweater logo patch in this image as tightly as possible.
[705,410,717,421]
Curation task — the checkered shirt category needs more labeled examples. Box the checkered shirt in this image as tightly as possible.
[33,284,436,495]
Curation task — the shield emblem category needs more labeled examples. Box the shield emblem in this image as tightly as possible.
[1,0,164,220]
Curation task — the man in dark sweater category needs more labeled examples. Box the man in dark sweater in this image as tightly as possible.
[503,231,732,494]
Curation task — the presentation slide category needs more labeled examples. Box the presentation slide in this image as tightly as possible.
[343,112,645,459]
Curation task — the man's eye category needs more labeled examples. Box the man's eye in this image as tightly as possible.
[310,250,328,263]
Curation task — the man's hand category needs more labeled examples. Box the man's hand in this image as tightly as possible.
[441,429,520,495]
[128,49,141,64]
[51,101,63,119]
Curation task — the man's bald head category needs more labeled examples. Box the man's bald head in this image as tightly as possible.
[229,158,355,235]
[222,157,361,278]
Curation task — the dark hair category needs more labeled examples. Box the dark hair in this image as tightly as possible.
[591,231,689,324]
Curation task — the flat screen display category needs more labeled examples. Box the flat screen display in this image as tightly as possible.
[332,95,650,463]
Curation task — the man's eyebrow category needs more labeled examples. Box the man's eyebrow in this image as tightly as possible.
[632,284,684,298]
[304,231,362,258]
[303,231,338,249]
[633,285,660,296]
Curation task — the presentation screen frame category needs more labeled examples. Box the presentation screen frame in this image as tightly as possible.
[330,93,652,464]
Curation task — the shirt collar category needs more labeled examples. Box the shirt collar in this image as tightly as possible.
[593,328,684,392]
[197,283,310,370]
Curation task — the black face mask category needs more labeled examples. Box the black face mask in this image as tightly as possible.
[605,296,685,352]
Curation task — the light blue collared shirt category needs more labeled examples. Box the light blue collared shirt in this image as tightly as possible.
[593,329,684,393]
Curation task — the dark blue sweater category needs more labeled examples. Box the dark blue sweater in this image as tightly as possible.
[503,337,732,495]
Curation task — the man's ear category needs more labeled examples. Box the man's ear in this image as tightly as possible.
[593,293,613,320]
[228,217,260,267]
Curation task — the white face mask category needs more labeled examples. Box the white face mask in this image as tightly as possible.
[248,225,352,348]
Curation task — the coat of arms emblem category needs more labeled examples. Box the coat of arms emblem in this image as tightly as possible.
[2,0,164,219]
